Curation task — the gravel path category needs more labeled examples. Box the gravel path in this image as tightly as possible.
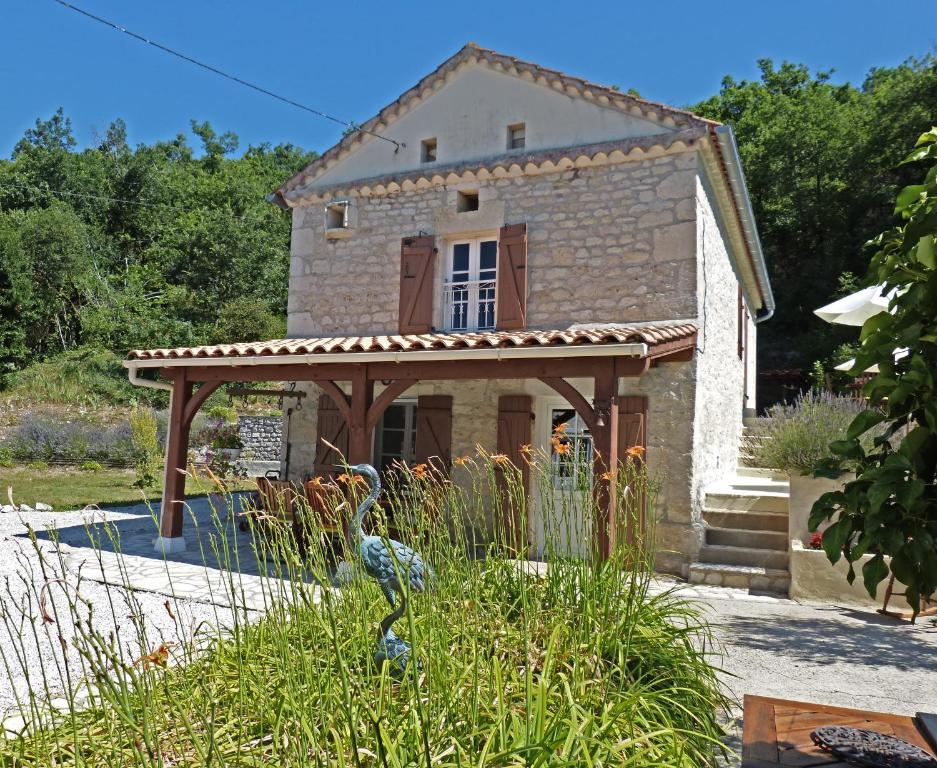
[0,500,238,722]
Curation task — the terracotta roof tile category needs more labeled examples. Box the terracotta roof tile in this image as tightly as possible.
[128,323,697,362]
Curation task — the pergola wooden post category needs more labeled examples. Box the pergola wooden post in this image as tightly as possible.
[155,370,222,553]
[591,360,620,560]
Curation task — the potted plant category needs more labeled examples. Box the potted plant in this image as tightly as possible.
[211,422,243,461]
[195,420,244,461]
[745,389,876,545]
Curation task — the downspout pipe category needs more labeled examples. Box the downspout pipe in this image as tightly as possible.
[713,125,776,323]
[126,363,174,392]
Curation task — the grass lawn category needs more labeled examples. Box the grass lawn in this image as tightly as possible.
[0,464,255,510]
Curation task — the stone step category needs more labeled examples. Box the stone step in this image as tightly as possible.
[688,562,790,595]
[703,490,788,514]
[698,544,790,570]
[705,526,789,551]
[725,478,790,494]
[703,508,788,533]
[735,466,786,481]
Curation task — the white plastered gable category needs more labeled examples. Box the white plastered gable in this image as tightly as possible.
[308,63,676,189]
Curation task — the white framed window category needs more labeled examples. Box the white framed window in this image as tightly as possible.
[550,408,593,490]
[373,401,417,474]
[443,237,497,331]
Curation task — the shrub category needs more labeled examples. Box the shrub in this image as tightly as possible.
[193,419,242,450]
[79,459,103,472]
[211,296,286,344]
[128,407,162,488]
[745,389,875,473]
[205,405,237,423]
[26,459,49,471]
[0,446,13,468]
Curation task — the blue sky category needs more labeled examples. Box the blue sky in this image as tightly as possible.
[2,1,933,157]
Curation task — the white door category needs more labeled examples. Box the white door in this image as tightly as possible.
[530,398,594,560]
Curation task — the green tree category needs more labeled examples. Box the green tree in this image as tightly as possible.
[693,56,937,371]
[211,296,287,344]
[809,129,937,616]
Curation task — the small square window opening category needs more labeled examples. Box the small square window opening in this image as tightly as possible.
[421,138,437,163]
[508,123,526,150]
[457,191,479,213]
[325,201,348,230]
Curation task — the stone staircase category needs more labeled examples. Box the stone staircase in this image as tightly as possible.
[689,466,791,595]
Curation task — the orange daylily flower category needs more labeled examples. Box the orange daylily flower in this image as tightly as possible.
[135,642,175,669]
[491,453,512,467]
[411,463,428,479]
[307,475,325,488]
[600,470,614,481]
[520,443,532,455]
[626,446,646,458]
[553,422,568,435]
[554,442,571,456]
[337,473,366,486]
[453,455,471,466]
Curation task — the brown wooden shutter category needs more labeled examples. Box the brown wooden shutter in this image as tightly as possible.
[496,223,528,330]
[496,395,533,550]
[617,395,648,544]
[617,396,647,463]
[313,394,349,479]
[398,235,436,334]
[414,395,453,476]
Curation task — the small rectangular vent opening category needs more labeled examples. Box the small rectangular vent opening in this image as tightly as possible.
[508,123,526,150]
[325,201,348,230]
[421,138,437,163]
[457,191,479,213]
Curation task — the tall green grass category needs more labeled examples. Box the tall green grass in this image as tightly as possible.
[0,450,731,766]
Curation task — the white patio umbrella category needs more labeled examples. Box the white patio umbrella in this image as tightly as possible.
[816,283,898,374]
[834,347,909,374]
[814,284,893,326]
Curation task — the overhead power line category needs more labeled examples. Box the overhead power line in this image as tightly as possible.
[49,0,401,150]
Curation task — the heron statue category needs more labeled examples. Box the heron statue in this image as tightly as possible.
[348,463,430,674]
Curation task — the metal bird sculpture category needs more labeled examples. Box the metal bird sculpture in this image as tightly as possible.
[348,463,429,673]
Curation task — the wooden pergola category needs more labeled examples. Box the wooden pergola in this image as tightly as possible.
[125,325,697,558]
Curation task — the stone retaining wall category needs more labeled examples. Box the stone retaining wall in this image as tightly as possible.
[237,416,282,462]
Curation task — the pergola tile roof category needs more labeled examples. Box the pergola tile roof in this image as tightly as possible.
[128,323,698,362]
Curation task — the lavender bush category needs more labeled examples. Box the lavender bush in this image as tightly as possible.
[745,390,878,473]
[3,412,140,464]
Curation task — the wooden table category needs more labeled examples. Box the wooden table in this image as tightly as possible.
[743,695,937,767]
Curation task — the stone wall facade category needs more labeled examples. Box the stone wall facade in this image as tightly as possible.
[283,147,748,572]
[691,174,746,518]
[287,151,699,337]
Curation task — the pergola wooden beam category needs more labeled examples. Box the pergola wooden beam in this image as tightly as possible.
[150,340,692,555]
[161,352,673,385]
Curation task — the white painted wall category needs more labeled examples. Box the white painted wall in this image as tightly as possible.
[310,64,671,188]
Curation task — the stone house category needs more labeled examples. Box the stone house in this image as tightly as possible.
[126,44,773,576]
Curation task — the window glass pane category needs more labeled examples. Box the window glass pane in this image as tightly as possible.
[381,429,405,455]
[452,243,470,276]
[480,240,497,272]
[552,409,576,432]
[550,408,593,488]
[382,404,406,430]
